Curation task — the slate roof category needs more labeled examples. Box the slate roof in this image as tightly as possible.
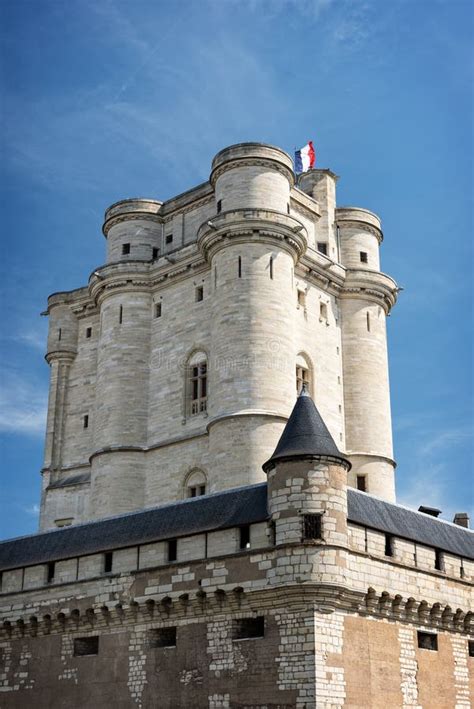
[0,484,472,572]
[263,387,350,472]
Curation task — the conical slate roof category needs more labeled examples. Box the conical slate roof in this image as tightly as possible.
[262,386,351,472]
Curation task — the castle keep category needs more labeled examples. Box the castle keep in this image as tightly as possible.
[0,143,472,707]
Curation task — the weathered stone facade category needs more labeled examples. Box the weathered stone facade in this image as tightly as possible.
[39,143,398,530]
[1,143,472,708]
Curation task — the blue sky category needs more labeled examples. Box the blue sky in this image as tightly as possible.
[1,0,472,538]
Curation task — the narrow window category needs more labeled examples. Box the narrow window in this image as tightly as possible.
[168,539,177,562]
[417,632,438,651]
[233,617,264,640]
[434,548,443,571]
[360,251,368,263]
[58,328,62,341]
[238,256,242,278]
[468,640,474,657]
[73,637,99,656]
[104,552,113,573]
[195,286,204,302]
[317,242,328,256]
[189,361,207,415]
[199,484,206,496]
[47,561,55,583]
[122,243,130,255]
[154,303,162,318]
[296,366,309,395]
[189,486,197,498]
[303,514,322,540]
[83,414,89,429]
[269,255,274,280]
[217,199,222,214]
[384,534,394,557]
[165,234,173,245]
[287,203,290,214]
[86,327,92,338]
[269,520,276,546]
[214,267,217,289]
[239,525,251,550]
[366,312,371,332]
[320,303,328,320]
[148,627,176,648]
[152,247,159,260]
[356,475,367,492]
[119,305,123,324]
[297,290,306,308]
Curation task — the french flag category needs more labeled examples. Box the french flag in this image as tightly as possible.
[295,141,315,174]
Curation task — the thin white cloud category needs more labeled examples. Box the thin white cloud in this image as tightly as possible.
[0,372,48,437]
[22,504,40,516]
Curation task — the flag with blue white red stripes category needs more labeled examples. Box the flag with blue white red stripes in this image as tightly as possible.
[295,141,315,174]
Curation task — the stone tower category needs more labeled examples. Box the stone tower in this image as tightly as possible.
[40,143,398,530]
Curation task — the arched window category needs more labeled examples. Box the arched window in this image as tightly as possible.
[296,352,313,395]
[184,469,207,498]
[186,351,208,416]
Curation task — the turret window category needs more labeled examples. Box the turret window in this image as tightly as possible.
[356,475,367,492]
[195,286,204,302]
[296,353,313,395]
[360,251,368,263]
[239,525,251,550]
[154,303,162,318]
[186,352,208,416]
[165,234,173,245]
[217,199,222,213]
[184,469,207,498]
[317,242,328,256]
[122,243,130,255]
[303,514,322,540]
[86,327,92,338]
[417,632,438,651]
[296,366,309,395]
[297,290,306,308]
[152,248,159,260]
[320,303,328,321]
[83,414,89,429]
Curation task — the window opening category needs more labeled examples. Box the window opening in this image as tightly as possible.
[239,525,250,550]
[47,562,55,583]
[189,361,207,415]
[384,534,394,557]
[148,627,176,648]
[317,242,328,256]
[417,632,438,651]
[356,476,367,492]
[360,251,368,263]
[233,617,264,640]
[74,637,99,656]
[168,539,177,562]
[296,366,309,395]
[122,243,130,255]
[303,514,322,540]
[104,552,113,573]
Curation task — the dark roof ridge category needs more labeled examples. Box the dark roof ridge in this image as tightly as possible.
[349,488,474,533]
[0,482,267,547]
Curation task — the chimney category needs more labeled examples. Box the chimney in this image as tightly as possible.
[453,512,470,529]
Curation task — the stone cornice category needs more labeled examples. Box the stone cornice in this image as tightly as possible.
[340,269,399,312]
[197,208,307,263]
[336,207,383,243]
[1,581,471,639]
